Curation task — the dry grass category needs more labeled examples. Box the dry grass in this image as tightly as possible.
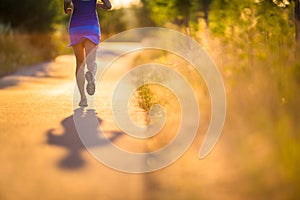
[132,29,300,199]
[0,25,71,77]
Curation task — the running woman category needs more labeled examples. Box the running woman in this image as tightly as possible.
[64,0,112,107]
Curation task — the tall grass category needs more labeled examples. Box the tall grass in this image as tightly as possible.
[0,24,71,77]
[133,25,300,198]
[200,25,300,198]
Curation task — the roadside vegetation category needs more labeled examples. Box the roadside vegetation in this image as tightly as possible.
[136,0,300,198]
[0,0,299,197]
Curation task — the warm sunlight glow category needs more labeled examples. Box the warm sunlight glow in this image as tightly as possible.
[110,0,140,8]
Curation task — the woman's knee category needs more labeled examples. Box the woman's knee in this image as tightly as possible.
[76,57,84,67]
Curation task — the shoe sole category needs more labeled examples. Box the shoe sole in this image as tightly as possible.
[79,103,88,107]
[79,101,88,107]
[85,71,95,96]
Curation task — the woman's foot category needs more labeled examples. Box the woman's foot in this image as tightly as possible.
[85,71,95,95]
[79,98,88,107]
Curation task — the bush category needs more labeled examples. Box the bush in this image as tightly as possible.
[0,0,61,32]
[0,24,70,77]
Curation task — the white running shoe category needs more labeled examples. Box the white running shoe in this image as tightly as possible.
[85,71,95,95]
[79,98,88,107]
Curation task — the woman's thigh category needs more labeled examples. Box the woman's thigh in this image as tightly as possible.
[72,42,85,68]
[84,39,97,57]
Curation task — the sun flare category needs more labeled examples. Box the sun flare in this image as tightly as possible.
[110,0,140,8]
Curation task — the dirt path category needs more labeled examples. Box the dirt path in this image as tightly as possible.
[0,43,145,200]
[0,43,247,200]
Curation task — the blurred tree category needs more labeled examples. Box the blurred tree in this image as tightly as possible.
[209,0,295,49]
[174,0,193,27]
[141,0,199,28]
[140,0,174,26]
[199,0,212,27]
[97,8,127,37]
[294,0,300,42]
[272,0,300,44]
[0,0,61,32]
[141,0,214,33]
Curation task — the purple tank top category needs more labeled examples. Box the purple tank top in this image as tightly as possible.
[69,0,100,46]
[70,0,99,28]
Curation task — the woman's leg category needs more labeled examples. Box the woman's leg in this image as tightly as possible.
[85,39,97,76]
[72,42,87,104]
[84,39,97,95]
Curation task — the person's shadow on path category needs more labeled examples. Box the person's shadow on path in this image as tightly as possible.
[47,108,122,170]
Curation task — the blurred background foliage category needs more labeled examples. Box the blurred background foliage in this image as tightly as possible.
[0,0,299,198]
[0,0,61,32]
[0,0,148,76]
[140,0,300,198]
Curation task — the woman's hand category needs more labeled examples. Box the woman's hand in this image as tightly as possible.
[97,0,112,10]
[66,8,73,15]
[64,0,72,14]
